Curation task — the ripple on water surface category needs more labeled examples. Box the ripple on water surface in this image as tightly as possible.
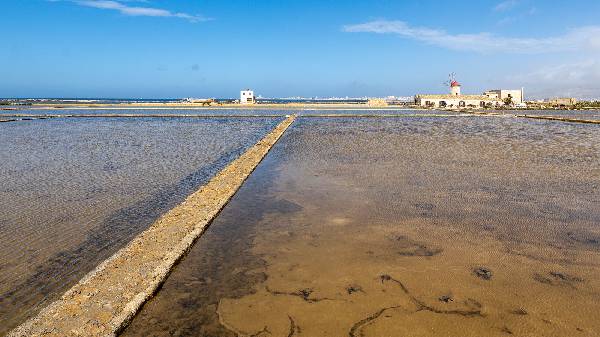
[2,108,291,116]
[124,116,600,337]
[0,116,281,333]
[2,107,461,117]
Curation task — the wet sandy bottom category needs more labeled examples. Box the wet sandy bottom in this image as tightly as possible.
[0,117,281,334]
[124,116,600,337]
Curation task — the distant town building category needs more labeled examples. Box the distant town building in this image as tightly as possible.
[548,97,577,106]
[415,80,502,109]
[483,89,524,105]
[240,89,255,104]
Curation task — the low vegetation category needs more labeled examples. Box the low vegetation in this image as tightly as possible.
[574,101,600,108]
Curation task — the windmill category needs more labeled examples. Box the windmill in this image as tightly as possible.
[443,73,458,88]
[443,73,461,95]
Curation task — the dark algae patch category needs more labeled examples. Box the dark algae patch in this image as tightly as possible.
[533,271,584,288]
[394,235,443,257]
[473,267,493,280]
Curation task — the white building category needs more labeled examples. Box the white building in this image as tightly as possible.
[415,81,503,109]
[240,89,255,105]
[483,88,524,105]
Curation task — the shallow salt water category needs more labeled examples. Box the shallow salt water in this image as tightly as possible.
[1,108,289,116]
[0,108,458,117]
[3,108,600,121]
[0,116,281,334]
[124,116,600,337]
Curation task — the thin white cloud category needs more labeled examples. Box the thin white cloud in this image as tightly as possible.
[494,0,519,12]
[508,59,600,99]
[66,0,210,22]
[342,20,600,54]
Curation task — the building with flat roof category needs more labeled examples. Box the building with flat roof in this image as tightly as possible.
[415,81,503,109]
[483,89,524,105]
[548,97,577,106]
[240,89,255,104]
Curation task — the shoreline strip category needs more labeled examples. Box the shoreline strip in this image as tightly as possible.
[8,115,296,337]
[0,113,474,119]
[0,114,286,118]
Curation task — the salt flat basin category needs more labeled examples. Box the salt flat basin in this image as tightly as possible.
[0,107,463,117]
[124,116,600,336]
[0,108,291,116]
[0,116,282,334]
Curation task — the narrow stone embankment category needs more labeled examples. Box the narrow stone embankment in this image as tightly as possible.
[8,115,295,337]
[0,117,49,123]
[517,114,600,124]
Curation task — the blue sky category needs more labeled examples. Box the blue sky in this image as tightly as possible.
[2,0,600,99]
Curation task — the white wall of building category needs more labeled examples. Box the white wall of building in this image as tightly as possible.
[416,97,501,108]
[240,90,255,104]
[484,89,524,104]
[450,85,461,96]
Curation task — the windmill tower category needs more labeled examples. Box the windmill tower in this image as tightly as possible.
[444,73,461,96]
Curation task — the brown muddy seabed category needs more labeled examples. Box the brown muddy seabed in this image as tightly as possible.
[120,116,598,336]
